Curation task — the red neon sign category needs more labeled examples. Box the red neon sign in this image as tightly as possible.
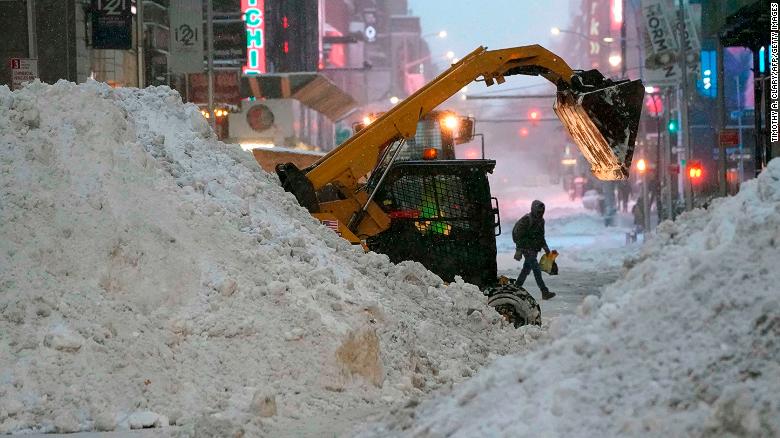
[242,0,266,76]
[611,0,622,30]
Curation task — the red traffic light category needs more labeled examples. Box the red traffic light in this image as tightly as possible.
[688,161,703,180]
[528,109,540,120]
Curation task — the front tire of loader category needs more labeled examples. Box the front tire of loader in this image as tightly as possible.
[486,285,542,327]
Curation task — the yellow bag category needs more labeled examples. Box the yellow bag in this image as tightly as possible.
[539,251,558,274]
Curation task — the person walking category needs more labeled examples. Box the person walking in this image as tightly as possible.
[512,200,556,300]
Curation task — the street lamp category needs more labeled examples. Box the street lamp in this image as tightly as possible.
[550,27,613,44]
[445,51,455,60]
[420,29,447,39]
[423,30,447,39]
[608,54,622,67]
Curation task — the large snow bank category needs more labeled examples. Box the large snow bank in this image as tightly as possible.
[0,80,538,435]
[362,159,780,436]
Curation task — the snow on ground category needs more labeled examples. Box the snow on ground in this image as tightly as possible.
[0,81,542,436]
[359,159,780,437]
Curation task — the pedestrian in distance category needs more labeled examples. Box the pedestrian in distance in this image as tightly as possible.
[512,200,556,300]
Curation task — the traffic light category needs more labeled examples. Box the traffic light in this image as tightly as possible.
[667,118,679,134]
[668,110,679,148]
[688,161,703,181]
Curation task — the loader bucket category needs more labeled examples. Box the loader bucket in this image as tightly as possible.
[554,75,644,181]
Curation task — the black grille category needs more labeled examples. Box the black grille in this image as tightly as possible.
[367,160,498,288]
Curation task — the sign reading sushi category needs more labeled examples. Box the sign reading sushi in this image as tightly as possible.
[242,0,266,76]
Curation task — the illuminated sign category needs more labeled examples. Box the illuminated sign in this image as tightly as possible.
[611,0,622,30]
[92,0,132,50]
[242,0,266,76]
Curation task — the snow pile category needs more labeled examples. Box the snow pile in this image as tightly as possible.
[0,80,538,435]
[362,159,780,436]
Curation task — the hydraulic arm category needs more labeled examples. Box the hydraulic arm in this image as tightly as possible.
[276,44,644,243]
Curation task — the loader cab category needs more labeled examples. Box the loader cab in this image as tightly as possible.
[357,111,500,288]
[354,111,476,161]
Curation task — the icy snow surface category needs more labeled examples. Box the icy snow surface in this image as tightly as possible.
[360,159,780,437]
[0,81,541,435]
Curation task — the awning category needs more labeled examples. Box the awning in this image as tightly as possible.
[241,73,357,121]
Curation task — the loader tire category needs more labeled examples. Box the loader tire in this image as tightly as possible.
[486,285,541,327]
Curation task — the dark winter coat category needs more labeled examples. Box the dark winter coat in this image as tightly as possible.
[512,200,549,253]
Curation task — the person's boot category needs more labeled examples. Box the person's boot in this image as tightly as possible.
[542,290,556,300]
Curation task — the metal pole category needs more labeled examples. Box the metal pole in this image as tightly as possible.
[716,38,727,196]
[137,0,144,88]
[642,170,650,240]
[26,0,36,58]
[466,94,557,100]
[206,0,215,130]
[753,48,769,176]
[652,94,663,222]
[678,0,692,211]
[389,29,395,98]
[664,87,674,219]
[620,0,627,79]
[735,77,744,183]
[184,73,189,102]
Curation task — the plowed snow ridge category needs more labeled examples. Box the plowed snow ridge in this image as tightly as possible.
[0,81,539,436]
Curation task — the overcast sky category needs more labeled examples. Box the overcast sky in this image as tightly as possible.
[405,0,577,181]
[408,0,572,67]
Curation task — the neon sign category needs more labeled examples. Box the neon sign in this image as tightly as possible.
[242,0,266,76]
[611,0,622,29]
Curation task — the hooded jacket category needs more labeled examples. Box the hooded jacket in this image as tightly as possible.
[512,200,549,253]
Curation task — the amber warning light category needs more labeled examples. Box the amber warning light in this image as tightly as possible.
[422,148,438,160]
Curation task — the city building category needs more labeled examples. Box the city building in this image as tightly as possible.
[700,0,771,190]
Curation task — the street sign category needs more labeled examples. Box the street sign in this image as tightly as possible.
[9,58,38,90]
[719,129,739,147]
[91,0,132,49]
[730,109,755,120]
[640,0,700,86]
[169,0,204,74]
[641,0,680,86]
[641,0,678,54]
